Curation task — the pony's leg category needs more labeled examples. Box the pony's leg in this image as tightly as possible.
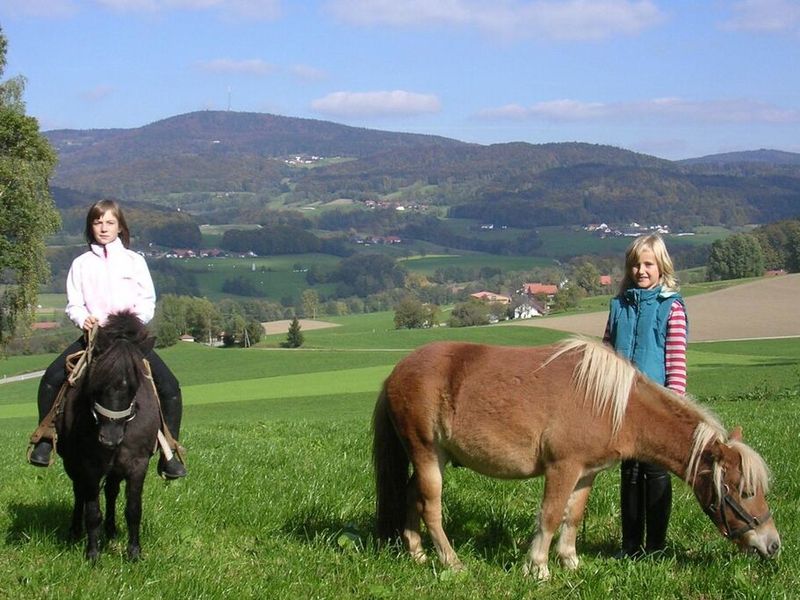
[524,463,583,581]
[83,485,104,561]
[69,480,85,542]
[413,455,462,570]
[555,473,596,570]
[403,472,426,563]
[104,475,121,540]
[124,466,147,561]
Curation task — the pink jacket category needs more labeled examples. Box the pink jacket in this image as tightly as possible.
[65,238,156,328]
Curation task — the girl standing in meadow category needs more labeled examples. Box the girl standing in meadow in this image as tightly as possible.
[29,199,187,479]
[603,234,687,557]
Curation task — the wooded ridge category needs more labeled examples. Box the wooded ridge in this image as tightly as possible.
[45,110,800,228]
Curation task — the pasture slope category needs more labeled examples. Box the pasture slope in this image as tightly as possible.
[512,273,800,342]
[0,278,798,598]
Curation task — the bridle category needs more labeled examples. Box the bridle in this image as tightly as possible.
[91,401,137,425]
[703,482,772,540]
[84,323,138,427]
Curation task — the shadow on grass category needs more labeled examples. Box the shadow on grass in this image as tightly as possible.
[281,506,376,552]
[6,500,77,549]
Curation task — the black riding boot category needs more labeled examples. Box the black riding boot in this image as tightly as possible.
[644,471,672,553]
[618,460,645,557]
[157,393,187,479]
[29,382,59,467]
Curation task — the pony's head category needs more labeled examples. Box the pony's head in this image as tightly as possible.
[87,311,154,449]
[688,424,780,558]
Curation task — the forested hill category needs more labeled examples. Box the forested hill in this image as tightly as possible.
[45,111,467,169]
[44,111,800,228]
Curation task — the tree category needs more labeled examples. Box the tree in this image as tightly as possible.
[753,218,800,272]
[573,262,602,296]
[551,284,585,312]
[301,289,320,319]
[707,234,765,281]
[0,28,60,349]
[393,296,436,329]
[448,300,490,328]
[284,317,304,348]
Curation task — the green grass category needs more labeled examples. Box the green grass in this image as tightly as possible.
[398,254,555,276]
[176,253,341,302]
[0,315,798,598]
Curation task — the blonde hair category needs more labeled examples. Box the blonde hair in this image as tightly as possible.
[617,234,678,294]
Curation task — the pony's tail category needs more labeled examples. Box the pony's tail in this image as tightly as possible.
[373,381,409,542]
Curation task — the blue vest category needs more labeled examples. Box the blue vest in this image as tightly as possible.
[607,286,685,385]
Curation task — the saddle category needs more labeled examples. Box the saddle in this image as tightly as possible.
[26,331,185,467]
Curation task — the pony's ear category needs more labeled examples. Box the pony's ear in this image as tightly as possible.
[141,335,156,354]
[729,426,743,442]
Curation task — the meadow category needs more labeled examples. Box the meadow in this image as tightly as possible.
[0,315,798,599]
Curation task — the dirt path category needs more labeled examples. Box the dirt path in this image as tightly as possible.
[508,273,800,342]
[261,319,340,336]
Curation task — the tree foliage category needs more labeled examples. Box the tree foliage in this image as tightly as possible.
[448,300,491,328]
[284,317,304,348]
[753,218,800,272]
[333,254,407,298]
[707,233,766,281]
[0,28,60,349]
[393,296,437,329]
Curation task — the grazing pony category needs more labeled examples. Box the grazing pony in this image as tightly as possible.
[373,338,780,579]
[56,311,161,561]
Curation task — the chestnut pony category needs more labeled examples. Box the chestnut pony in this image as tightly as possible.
[373,338,780,579]
[56,311,161,561]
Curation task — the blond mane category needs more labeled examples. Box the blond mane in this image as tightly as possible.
[545,337,635,435]
[547,336,761,485]
[687,422,771,497]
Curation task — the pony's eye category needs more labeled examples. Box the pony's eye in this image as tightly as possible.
[741,490,755,500]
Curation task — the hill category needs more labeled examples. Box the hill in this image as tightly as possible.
[679,149,800,167]
[44,111,800,229]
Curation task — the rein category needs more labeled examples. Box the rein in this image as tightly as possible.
[704,484,773,540]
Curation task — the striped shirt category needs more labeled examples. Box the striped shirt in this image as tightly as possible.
[603,301,687,395]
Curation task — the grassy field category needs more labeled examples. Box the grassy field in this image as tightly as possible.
[0,317,798,598]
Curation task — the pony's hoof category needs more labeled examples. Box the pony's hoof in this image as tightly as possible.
[127,545,141,561]
[411,551,428,564]
[86,549,100,563]
[559,554,580,570]
[522,562,550,581]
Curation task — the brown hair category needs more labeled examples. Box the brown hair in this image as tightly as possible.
[85,199,130,248]
[617,233,678,295]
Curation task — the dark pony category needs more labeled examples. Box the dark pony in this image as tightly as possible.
[373,338,781,579]
[56,310,161,561]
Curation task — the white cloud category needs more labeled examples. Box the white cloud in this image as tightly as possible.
[478,97,800,124]
[325,0,665,41]
[1,0,77,18]
[721,0,800,34]
[311,90,442,118]
[94,0,282,19]
[196,58,275,76]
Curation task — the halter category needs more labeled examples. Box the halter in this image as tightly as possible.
[704,483,772,540]
[92,401,137,423]
[85,323,137,425]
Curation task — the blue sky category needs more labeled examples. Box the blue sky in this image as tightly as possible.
[1,0,799,160]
